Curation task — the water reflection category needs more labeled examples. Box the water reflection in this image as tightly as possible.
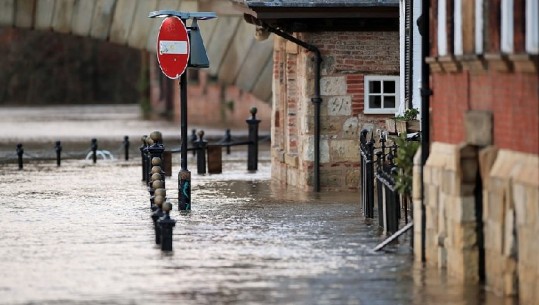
[0,157,516,305]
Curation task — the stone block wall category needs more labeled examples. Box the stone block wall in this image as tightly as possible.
[421,142,481,282]
[486,150,539,304]
[271,31,399,191]
[416,143,539,304]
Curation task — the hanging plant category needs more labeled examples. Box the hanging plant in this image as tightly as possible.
[393,133,420,198]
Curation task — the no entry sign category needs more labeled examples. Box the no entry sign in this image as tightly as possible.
[157,16,190,79]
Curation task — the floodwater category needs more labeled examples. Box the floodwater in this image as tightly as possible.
[0,153,516,305]
[0,105,516,305]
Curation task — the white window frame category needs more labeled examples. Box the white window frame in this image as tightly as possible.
[526,0,539,54]
[364,75,400,115]
[475,0,484,54]
[437,0,448,56]
[501,0,514,53]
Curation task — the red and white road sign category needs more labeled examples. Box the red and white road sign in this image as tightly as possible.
[156,16,190,79]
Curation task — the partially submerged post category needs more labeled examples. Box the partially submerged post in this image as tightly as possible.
[148,10,216,212]
[90,138,98,164]
[16,144,23,170]
[55,141,62,167]
[246,107,260,171]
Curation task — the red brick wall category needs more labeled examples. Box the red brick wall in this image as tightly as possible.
[431,70,539,154]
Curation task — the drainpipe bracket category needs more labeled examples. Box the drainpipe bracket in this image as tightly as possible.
[311,97,322,104]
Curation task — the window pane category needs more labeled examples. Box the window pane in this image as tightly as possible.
[369,81,381,93]
[384,95,396,108]
[384,80,395,93]
[369,95,382,108]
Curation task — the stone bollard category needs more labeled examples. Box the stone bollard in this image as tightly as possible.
[140,135,149,182]
[246,107,261,171]
[55,141,62,167]
[16,143,24,170]
[147,131,164,188]
[196,130,207,175]
[123,136,130,161]
[158,200,176,251]
[91,138,98,164]
[151,189,165,244]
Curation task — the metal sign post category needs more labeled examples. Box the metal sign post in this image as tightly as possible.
[150,10,216,211]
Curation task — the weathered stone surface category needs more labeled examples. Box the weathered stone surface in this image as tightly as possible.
[342,117,359,138]
[302,136,329,163]
[15,0,34,28]
[286,166,298,187]
[452,196,476,223]
[285,153,298,168]
[90,0,116,40]
[327,96,352,116]
[447,247,480,282]
[320,76,346,96]
[218,21,256,85]
[126,0,156,49]
[329,140,359,162]
[109,0,137,44]
[478,146,498,189]
[236,37,274,92]
[0,0,15,26]
[206,16,241,75]
[35,0,55,29]
[251,54,273,102]
[464,110,493,146]
[52,0,76,34]
[345,168,359,189]
[71,0,95,36]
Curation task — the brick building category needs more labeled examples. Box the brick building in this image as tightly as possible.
[237,0,400,191]
[413,0,538,303]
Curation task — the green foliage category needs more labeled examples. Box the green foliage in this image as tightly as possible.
[395,108,419,121]
[393,133,420,197]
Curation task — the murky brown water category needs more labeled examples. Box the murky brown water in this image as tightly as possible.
[0,150,517,305]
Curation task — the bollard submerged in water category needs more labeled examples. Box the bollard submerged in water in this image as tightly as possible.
[16,144,24,170]
[158,200,176,251]
[246,107,260,171]
[55,141,62,167]
[91,138,98,164]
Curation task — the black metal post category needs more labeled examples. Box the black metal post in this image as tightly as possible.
[196,130,207,174]
[91,138,98,164]
[123,136,130,161]
[16,143,23,170]
[190,129,197,156]
[55,141,62,167]
[365,139,375,218]
[178,71,191,211]
[246,107,260,172]
[151,194,165,244]
[141,135,148,182]
[224,129,232,154]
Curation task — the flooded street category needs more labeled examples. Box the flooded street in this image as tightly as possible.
[0,106,515,305]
